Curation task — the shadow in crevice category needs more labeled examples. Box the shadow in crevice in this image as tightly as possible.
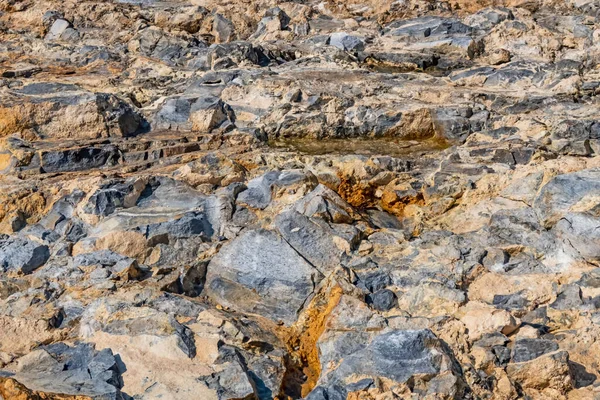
[569,361,597,389]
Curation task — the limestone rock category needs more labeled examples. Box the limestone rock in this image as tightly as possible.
[206,229,321,325]
[1,0,600,398]
[0,235,49,274]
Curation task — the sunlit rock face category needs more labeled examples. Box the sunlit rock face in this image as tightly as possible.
[1,0,600,399]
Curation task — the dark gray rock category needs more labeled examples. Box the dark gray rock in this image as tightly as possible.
[292,184,353,224]
[154,97,196,131]
[576,268,600,288]
[465,7,514,30]
[41,145,120,174]
[148,293,207,318]
[144,211,214,241]
[73,250,130,268]
[207,41,266,69]
[134,27,197,66]
[39,190,85,231]
[511,338,559,363]
[553,213,600,263]
[161,260,208,297]
[201,345,256,399]
[206,229,322,325]
[432,107,473,143]
[0,235,50,274]
[356,269,391,293]
[486,208,556,257]
[493,345,512,366]
[550,284,583,310]
[305,385,347,400]
[492,292,529,310]
[385,17,472,39]
[250,7,290,39]
[96,93,146,137]
[367,289,397,311]
[84,181,138,216]
[1,342,122,399]
[328,330,452,384]
[275,210,345,274]
[534,168,600,227]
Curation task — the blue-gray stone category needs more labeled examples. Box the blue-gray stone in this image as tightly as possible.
[0,235,50,274]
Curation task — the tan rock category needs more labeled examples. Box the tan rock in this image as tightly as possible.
[0,316,64,354]
[487,49,511,65]
[507,351,573,395]
[94,231,149,262]
[493,368,519,400]
[468,273,554,305]
[90,331,218,400]
[515,325,541,339]
[459,301,520,341]
[190,105,227,132]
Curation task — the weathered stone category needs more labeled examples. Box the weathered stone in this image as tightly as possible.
[329,32,365,52]
[213,14,234,43]
[534,169,600,227]
[1,1,600,398]
[0,235,49,274]
[324,329,462,392]
[511,338,559,363]
[189,97,231,132]
[237,170,317,210]
[550,284,583,310]
[366,289,397,311]
[0,342,122,399]
[275,210,347,274]
[507,351,572,394]
[206,229,321,325]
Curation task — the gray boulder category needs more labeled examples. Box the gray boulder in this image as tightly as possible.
[550,284,583,310]
[84,180,142,216]
[553,213,600,262]
[326,329,460,389]
[275,210,346,274]
[292,184,354,224]
[1,342,122,399]
[206,229,322,325]
[45,19,78,41]
[329,32,365,52]
[0,235,50,274]
[533,168,600,227]
[366,289,397,311]
[511,338,559,363]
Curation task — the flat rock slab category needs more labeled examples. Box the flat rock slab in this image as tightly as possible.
[323,329,457,389]
[206,228,322,325]
[0,235,49,274]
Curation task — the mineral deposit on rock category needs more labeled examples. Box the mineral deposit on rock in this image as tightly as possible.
[1,0,600,399]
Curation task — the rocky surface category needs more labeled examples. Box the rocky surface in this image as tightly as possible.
[1,0,600,399]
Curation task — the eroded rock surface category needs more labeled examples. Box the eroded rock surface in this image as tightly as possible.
[1,0,600,399]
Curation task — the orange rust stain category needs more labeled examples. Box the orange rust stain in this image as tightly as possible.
[0,190,47,225]
[381,191,424,217]
[282,285,344,398]
[0,107,24,138]
[336,174,376,209]
[0,377,93,400]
